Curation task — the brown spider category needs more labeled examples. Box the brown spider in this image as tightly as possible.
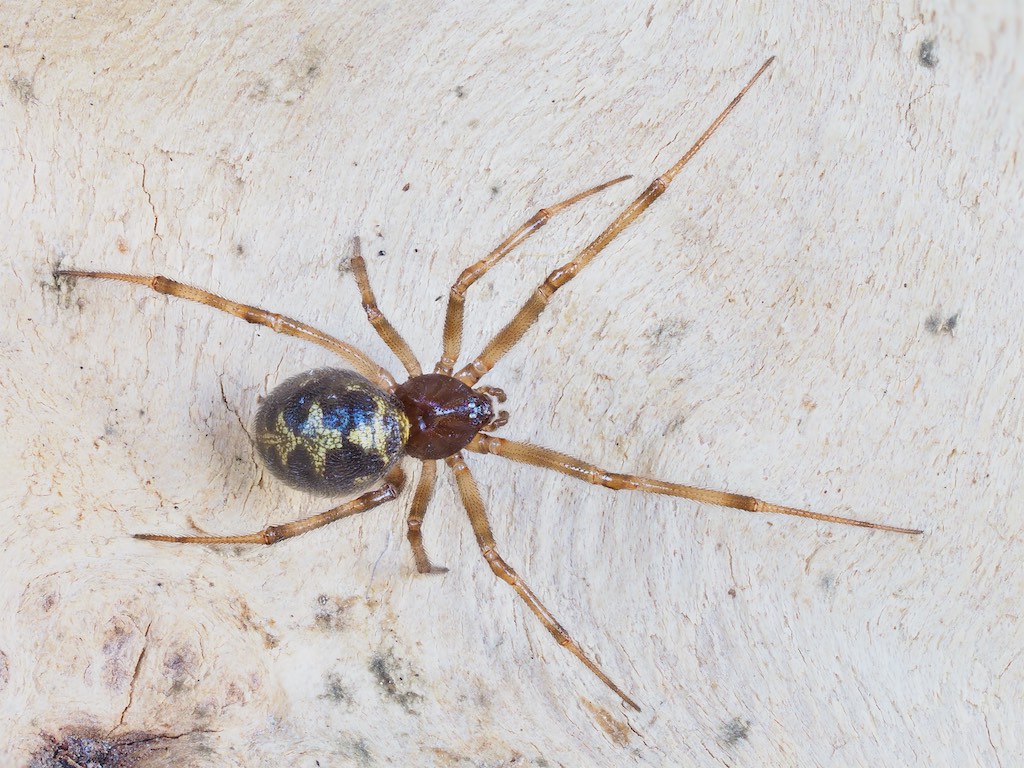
[57,57,921,712]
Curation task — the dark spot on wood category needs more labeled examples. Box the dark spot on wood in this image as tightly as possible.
[925,311,958,335]
[101,617,137,690]
[225,681,245,706]
[819,573,837,595]
[322,672,351,704]
[347,739,372,766]
[9,75,35,104]
[314,594,356,632]
[645,318,691,345]
[164,645,199,694]
[0,649,9,691]
[918,38,938,68]
[234,598,279,649]
[581,699,631,745]
[369,650,421,714]
[29,730,165,768]
[720,717,751,744]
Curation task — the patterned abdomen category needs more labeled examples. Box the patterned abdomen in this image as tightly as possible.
[253,369,409,496]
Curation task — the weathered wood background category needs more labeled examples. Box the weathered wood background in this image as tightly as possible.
[2,2,1021,766]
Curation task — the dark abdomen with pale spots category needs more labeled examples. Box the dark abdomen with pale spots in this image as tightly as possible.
[253,369,409,496]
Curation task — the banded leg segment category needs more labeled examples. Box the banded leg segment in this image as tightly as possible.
[436,175,632,376]
[57,269,397,392]
[351,237,423,378]
[134,468,406,545]
[467,435,923,535]
[455,57,776,386]
[406,459,448,573]
[444,452,641,711]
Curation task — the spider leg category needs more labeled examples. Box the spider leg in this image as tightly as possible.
[435,175,632,376]
[444,452,641,711]
[455,57,775,386]
[134,468,405,545]
[406,459,448,573]
[467,435,923,535]
[350,237,423,378]
[56,269,397,392]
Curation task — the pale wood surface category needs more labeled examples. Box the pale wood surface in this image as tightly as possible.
[2,2,1021,766]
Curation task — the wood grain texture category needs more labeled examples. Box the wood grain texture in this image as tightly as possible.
[2,2,1021,766]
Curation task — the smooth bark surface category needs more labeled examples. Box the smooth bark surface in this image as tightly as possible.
[2,3,1021,765]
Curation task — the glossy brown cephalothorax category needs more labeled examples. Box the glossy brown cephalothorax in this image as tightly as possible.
[57,58,921,712]
[394,373,498,459]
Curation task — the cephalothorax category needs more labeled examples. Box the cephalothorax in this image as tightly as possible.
[58,58,921,711]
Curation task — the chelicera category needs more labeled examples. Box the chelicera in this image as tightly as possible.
[57,58,921,711]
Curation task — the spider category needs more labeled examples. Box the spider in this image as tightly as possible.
[57,57,921,712]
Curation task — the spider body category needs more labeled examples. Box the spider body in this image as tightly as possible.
[254,368,503,490]
[394,373,498,459]
[253,368,408,496]
[57,58,920,712]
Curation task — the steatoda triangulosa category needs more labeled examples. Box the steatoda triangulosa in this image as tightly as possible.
[57,57,921,711]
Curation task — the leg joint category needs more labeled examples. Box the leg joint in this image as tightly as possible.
[150,276,175,294]
[262,526,284,545]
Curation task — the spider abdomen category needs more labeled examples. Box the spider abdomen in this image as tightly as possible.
[253,368,409,496]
